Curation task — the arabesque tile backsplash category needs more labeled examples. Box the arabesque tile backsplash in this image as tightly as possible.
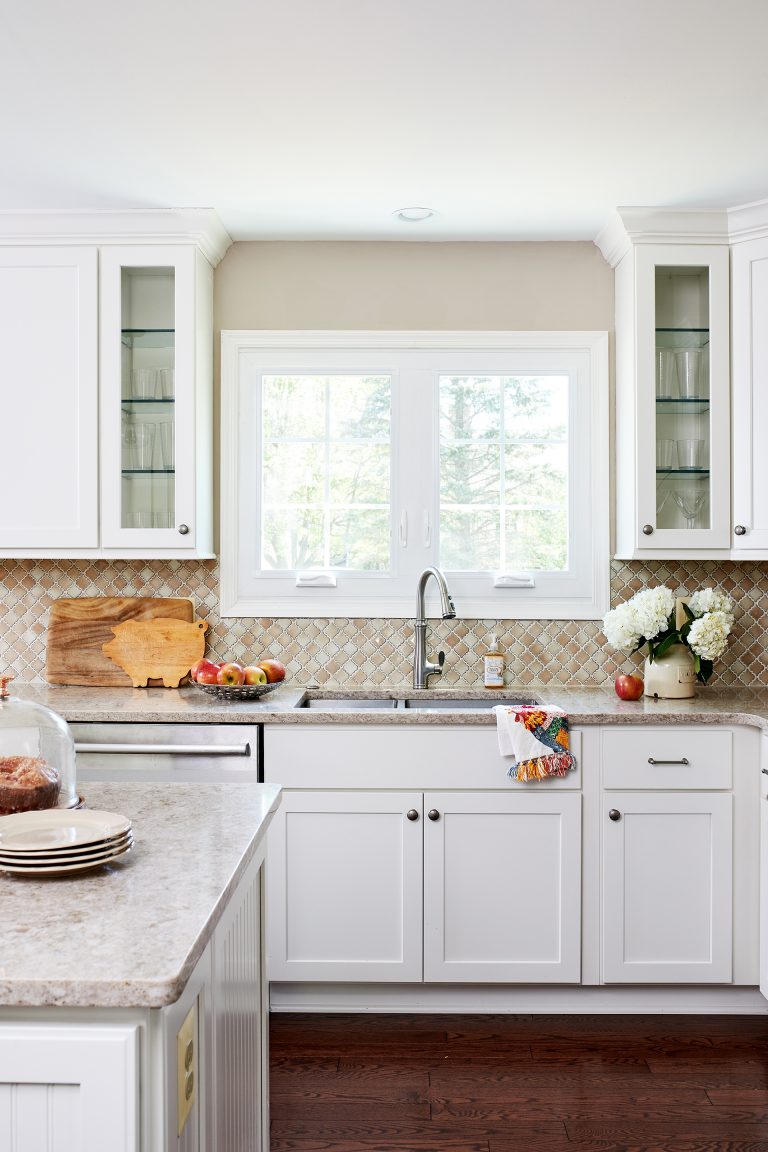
[1,557,767,688]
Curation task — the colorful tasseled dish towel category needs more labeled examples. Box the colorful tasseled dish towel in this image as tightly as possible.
[494,704,576,781]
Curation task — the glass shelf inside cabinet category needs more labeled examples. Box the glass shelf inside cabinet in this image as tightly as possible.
[655,327,710,350]
[656,468,709,476]
[121,328,175,349]
[655,397,710,415]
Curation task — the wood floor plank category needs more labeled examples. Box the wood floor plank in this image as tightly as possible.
[269,1094,431,1121]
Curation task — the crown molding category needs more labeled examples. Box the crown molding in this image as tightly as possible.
[727,197,768,244]
[594,202,768,263]
[0,208,232,266]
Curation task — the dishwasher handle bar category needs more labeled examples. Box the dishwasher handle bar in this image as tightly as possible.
[74,742,252,758]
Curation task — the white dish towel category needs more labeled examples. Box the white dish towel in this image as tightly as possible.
[494,704,576,781]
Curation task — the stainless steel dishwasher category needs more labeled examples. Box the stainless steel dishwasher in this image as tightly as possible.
[71,723,260,786]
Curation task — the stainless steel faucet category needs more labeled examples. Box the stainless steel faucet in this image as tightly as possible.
[412,567,457,688]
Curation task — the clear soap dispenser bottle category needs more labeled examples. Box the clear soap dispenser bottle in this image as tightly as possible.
[483,634,505,689]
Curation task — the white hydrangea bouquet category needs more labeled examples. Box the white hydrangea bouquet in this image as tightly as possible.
[603,586,735,684]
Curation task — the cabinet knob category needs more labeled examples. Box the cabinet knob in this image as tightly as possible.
[406,809,419,821]
[178,524,190,535]
[608,809,621,822]
[734,524,747,536]
[642,524,654,536]
[427,809,440,821]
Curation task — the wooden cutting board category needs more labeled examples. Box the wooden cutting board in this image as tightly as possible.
[46,597,195,686]
[103,618,209,688]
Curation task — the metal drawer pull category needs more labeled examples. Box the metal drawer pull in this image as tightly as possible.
[406,809,420,821]
[647,756,689,766]
[427,809,440,821]
[762,768,768,775]
[609,809,621,821]
[74,742,251,757]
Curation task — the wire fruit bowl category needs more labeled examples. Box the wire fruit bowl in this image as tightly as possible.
[191,681,282,701]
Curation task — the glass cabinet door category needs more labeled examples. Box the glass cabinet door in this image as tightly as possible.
[636,245,730,550]
[100,245,199,551]
[120,267,176,532]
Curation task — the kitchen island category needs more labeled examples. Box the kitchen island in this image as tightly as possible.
[0,780,281,1152]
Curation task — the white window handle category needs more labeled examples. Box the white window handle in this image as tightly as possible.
[423,510,431,548]
[399,511,408,547]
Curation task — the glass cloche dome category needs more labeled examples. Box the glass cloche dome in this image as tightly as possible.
[0,675,78,813]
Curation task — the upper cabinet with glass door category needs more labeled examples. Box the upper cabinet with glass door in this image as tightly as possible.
[100,246,213,556]
[607,229,730,558]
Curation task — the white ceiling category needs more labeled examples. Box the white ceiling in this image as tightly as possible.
[2,0,768,243]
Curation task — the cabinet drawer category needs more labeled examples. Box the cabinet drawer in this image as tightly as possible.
[602,727,732,789]
[265,726,582,790]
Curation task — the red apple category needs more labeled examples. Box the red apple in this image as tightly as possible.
[257,659,286,684]
[217,662,245,686]
[614,673,644,701]
[243,665,268,685]
[194,660,220,684]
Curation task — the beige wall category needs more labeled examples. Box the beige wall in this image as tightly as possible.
[211,240,615,536]
[214,240,613,332]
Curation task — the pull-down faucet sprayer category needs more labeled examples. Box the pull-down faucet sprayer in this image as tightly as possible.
[412,567,457,689]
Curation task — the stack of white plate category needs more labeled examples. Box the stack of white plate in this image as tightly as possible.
[0,809,133,875]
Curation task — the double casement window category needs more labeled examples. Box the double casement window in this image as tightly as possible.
[220,331,609,619]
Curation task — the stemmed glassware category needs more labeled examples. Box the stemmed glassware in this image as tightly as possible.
[672,489,707,530]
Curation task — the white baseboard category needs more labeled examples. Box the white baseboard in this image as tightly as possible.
[269,982,768,1015]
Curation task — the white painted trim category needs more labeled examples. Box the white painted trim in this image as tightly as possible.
[270,982,768,1014]
[0,209,232,266]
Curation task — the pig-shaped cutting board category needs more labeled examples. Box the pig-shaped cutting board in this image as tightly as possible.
[103,619,208,687]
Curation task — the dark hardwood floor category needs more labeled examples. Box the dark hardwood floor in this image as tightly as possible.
[269,1012,768,1151]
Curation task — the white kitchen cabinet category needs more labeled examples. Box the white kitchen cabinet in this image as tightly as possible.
[610,233,731,557]
[100,245,213,555]
[0,246,99,551]
[0,1023,139,1152]
[602,790,733,983]
[267,790,424,982]
[264,726,584,986]
[732,237,768,554]
[0,210,226,559]
[423,790,581,982]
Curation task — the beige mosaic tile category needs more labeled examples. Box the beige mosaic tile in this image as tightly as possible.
[1,557,767,687]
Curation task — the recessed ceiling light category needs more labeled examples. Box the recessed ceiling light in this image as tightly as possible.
[393,206,437,222]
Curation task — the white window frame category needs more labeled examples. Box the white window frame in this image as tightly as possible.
[220,331,610,620]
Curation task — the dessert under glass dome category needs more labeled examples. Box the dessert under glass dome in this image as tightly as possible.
[0,675,78,813]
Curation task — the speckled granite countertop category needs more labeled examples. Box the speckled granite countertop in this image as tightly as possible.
[8,682,768,731]
[0,781,280,1009]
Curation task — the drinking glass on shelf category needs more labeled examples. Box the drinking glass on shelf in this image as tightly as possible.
[159,422,174,470]
[655,349,676,398]
[656,439,676,469]
[676,438,705,469]
[674,349,703,399]
[133,423,156,470]
[121,423,137,470]
[158,368,175,399]
[131,368,158,400]
[672,490,707,529]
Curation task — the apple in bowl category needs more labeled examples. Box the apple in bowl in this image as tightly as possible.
[191,659,220,684]
[243,665,268,685]
[217,662,246,687]
[257,659,286,684]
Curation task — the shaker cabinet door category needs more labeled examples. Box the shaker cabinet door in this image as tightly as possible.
[0,247,98,550]
[267,790,424,982]
[423,791,582,982]
[603,791,732,983]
